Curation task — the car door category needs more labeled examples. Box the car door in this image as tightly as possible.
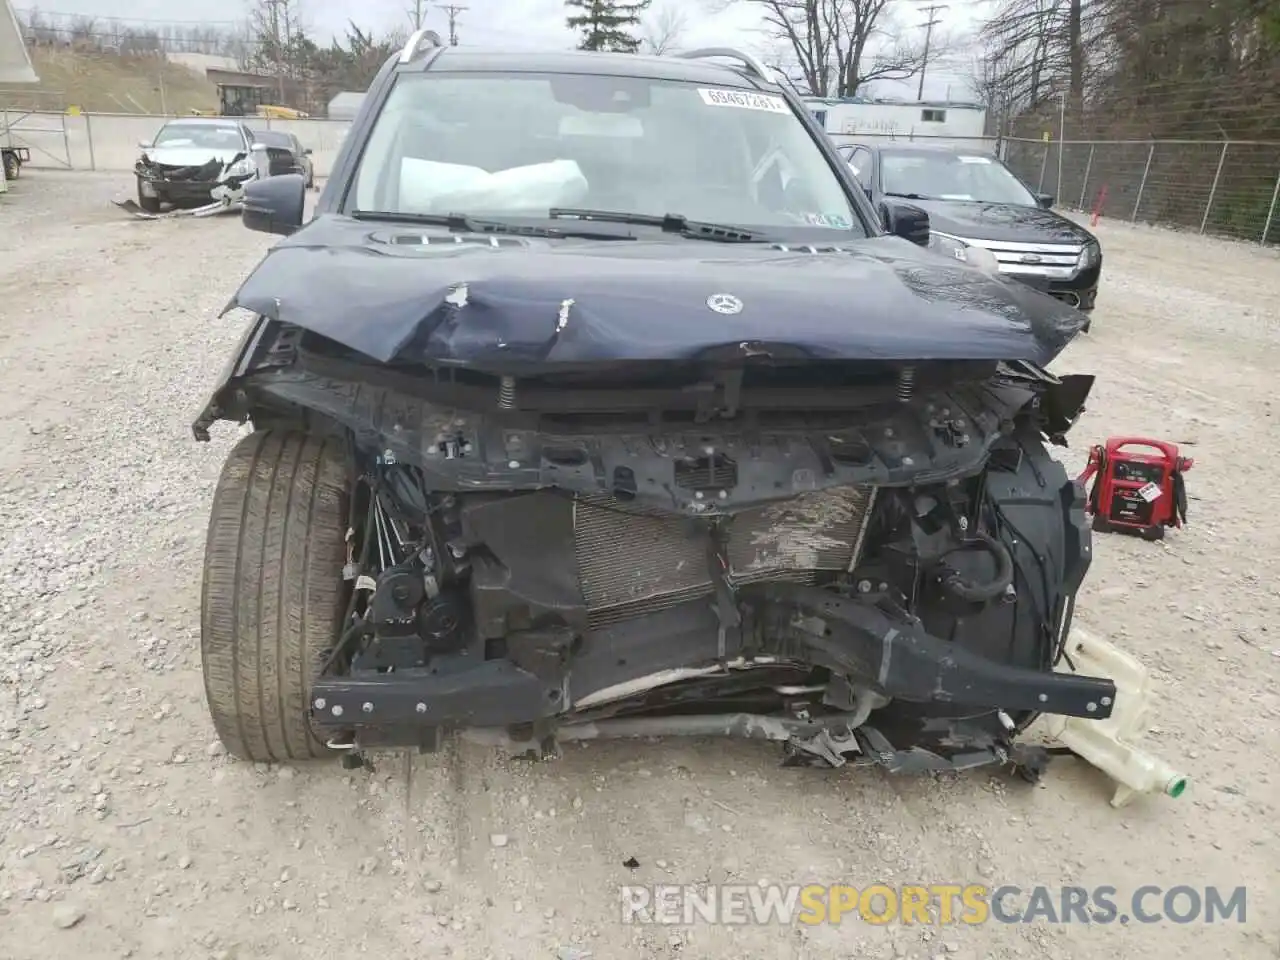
[290,135,309,177]
[241,125,270,179]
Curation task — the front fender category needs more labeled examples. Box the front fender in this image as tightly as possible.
[1040,373,1095,443]
[191,314,275,440]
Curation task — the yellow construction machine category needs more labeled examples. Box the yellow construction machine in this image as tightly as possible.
[189,83,310,120]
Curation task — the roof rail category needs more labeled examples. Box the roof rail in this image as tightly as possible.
[398,27,443,64]
[674,48,771,82]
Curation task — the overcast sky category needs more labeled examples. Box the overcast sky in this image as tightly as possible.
[16,0,981,99]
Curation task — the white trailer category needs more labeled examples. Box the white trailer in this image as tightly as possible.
[0,0,39,192]
[803,96,988,144]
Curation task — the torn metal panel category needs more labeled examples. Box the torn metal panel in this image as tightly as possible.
[113,191,244,221]
[220,215,1090,370]
[124,147,265,219]
[136,153,228,186]
[136,150,258,193]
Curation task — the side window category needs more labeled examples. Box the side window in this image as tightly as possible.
[849,148,873,188]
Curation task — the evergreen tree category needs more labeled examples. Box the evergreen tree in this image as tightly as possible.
[565,0,651,53]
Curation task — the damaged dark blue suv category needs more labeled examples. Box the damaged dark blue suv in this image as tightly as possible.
[192,33,1171,798]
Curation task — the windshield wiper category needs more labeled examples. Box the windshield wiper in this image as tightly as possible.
[548,208,769,242]
[883,192,941,201]
[349,210,635,240]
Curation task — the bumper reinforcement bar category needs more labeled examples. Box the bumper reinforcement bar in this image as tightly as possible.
[309,584,1116,735]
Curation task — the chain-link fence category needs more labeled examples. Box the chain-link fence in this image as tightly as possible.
[1002,137,1280,245]
[2,109,351,177]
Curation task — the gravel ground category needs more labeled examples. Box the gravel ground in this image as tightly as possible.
[1,170,1277,960]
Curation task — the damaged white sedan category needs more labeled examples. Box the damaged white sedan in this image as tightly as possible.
[115,117,270,219]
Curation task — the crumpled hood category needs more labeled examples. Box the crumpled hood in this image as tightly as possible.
[223,215,1087,370]
[142,146,244,168]
[909,200,1096,245]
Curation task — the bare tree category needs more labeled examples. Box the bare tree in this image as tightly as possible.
[976,0,1096,115]
[641,4,688,54]
[246,0,306,73]
[974,0,1280,142]
[67,15,97,48]
[226,22,260,70]
[734,0,931,98]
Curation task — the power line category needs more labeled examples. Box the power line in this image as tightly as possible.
[409,0,428,29]
[435,4,468,45]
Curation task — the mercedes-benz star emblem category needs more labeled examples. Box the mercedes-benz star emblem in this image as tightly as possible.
[706,293,744,315]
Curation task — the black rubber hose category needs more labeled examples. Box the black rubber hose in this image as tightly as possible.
[940,531,1015,603]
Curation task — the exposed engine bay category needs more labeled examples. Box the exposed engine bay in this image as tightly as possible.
[197,315,1116,777]
[190,45,1188,806]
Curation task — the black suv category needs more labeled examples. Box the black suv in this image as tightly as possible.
[837,142,1103,326]
[191,34,1149,792]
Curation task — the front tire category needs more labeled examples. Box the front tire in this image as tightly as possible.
[3,153,19,181]
[201,430,351,762]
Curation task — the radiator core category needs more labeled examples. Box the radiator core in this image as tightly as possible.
[572,487,877,628]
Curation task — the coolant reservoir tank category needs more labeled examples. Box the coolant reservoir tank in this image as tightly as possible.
[1036,627,1189,807]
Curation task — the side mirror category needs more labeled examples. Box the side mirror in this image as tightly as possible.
[1036,193,1054,209]
[137,140,152,150]
[304,147,313,156]
[242,173,306,236]
[881,201,930,246]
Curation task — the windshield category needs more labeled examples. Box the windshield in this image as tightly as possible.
[349,72,865,235]
[154,124,244,150]
[879,151,1037,205]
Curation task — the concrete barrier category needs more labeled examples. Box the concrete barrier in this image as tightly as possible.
[2,111,351,176]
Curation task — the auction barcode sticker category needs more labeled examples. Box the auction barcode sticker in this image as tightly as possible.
[698,88,791,114]
[1138,481,1162,502]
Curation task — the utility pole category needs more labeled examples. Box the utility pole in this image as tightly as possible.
[916,2,948,101]
[265,0,287,104]
[435,4,468,45]
[409,0,427,29]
